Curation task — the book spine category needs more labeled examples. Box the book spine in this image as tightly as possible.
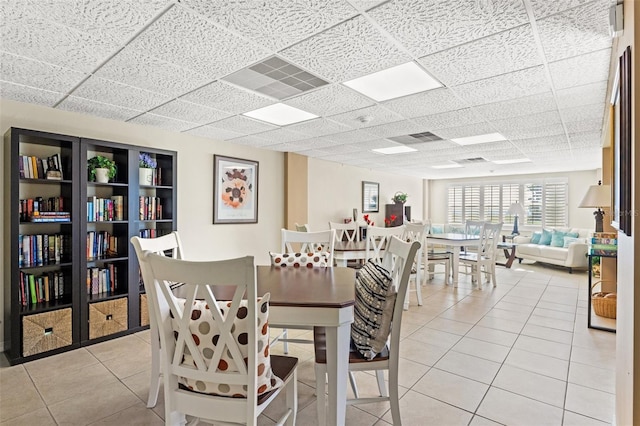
[29,274,37,304]
[590,238,617,245]
[590,244,618,250]
[589,248,618,256]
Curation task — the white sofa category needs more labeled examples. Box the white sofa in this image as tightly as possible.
[513,228,591,273]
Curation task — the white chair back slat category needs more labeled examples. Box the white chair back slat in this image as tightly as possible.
[280,229,336,265]
[365,226,405,267]
[329,221,359,243]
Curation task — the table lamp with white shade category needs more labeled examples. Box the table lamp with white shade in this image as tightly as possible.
[579,181,611,232]
[506,202,526,235]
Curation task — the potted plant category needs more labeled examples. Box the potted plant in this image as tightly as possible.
[88,155,116,183]
[392,192,408,204]
[139,152,157,185]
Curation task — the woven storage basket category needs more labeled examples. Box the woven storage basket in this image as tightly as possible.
[140,294,149,327]
[22,308,72,357]
[592,292,617,319]
[89,298,128,339]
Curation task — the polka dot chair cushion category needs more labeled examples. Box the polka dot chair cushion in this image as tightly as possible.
[269,251,330,268]
[351,260,394,360]
[172,294,283,397]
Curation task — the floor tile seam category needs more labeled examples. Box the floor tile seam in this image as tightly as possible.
[565,378,616,396]
[563,407,613,424]
[402,384,481,420]
[488,381,567,410]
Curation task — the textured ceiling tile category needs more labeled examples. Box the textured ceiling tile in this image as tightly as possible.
[295,148,334,158]
[149,99,231,125]
[182,81,275,115]
[433,122,499,140]
[284,137,342,150]
[363,120,426,138]
[57,96,143,121]
[313,144,364,155]
[549,48,611,90]
[565,118,603,134]
[323,129,378,144]
[350,0,387,11]
[227,134,273,147]
[451,66,550,106]
[560,103,605,124]
[568,131,602,149]
[184,124,244,141]
[208,115,277,134]
[0,81,62,106]
[280,15,410,82]
[502,123,566,140]
[411,108,486,132]
[284,84,375,116]
[72,76,171,110]
[511,135,570,153]
[472,92,556,120]
[0,51,87,93]
[369,0,528,57]
[0,14,119,73]
[491,110,563,132]
[411,140,461,151]
[555,81,608,109]
[536,0,611,62]
[529,0,598,19]
[253,128,308,143]
[181,0,356,51]
[419,24,541,86]
[95,47,212,97]
[128,112,199,132]
[287,118,351,137]
[328,105,404,129]
[381,88,469,119]
[128,5,270,78]
[26,0,170,44]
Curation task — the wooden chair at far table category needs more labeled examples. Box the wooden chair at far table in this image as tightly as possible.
[143,253,298,426]
[314,236,420,426]
[459,222,503,287]
[269,228,336,354]
[131,231,186,409]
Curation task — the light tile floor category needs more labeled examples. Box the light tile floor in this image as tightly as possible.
[0,261,616,425]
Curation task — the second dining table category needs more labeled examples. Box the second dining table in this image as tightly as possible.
[257,265,356,426]
[425,233,480,287]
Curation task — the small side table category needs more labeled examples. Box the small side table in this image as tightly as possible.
[588,253,617,333]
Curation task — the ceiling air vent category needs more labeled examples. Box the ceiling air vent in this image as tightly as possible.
[454,157,488,164]
[387,131,443,145]
[222,56,329,100]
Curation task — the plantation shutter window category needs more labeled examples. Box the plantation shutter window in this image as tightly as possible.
[448,186,463,224]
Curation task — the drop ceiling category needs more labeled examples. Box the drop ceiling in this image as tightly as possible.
[0,0,613,179]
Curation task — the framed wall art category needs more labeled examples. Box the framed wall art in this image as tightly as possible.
[362,181,379,213]
[213,155,259,224]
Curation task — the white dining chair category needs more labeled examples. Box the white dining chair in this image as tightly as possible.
[329,221,359,243]
[130,231,185,408]
[144,253,298,425]
[459,222,503,287]
[314,236,420,426]
[365,225,405,267]
[402,222,429,309]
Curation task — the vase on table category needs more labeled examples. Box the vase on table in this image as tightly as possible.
[139,168,153,185]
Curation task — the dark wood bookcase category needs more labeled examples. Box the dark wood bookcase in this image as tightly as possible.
[3,127,177,364]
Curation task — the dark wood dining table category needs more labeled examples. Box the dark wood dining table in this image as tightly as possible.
[333,240,368,267]
[257,265,356,426]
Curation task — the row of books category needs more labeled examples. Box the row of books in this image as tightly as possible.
[589,232,618,256]
[143,168,164,186]
[87,264,119,296]
[20,196,67,221]
[139,228,171,239]
[19,271,66,306]
[19,154,63,179]
[87,231,120,260]
[19,234,69,267]
[87,195,125,222]
[28,212,71,223]
[139,196,163,221]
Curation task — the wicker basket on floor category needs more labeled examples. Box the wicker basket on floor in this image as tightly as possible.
[592,292,617,319]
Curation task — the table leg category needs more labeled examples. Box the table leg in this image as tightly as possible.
[335,256,347,267]
[324,322,350,426]
[503,246,516,268]
[451,246,460,288]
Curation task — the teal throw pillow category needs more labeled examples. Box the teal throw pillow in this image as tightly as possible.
[538,229,552,245]
[563,236,582,248]
[530,232,542,244]
[566,231,579,238]
[431,225,443,234]
[550,230,567,247]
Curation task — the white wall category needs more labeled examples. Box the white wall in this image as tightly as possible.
[0,99,286,348]
[307,158,424,230]
[428,169,600,231]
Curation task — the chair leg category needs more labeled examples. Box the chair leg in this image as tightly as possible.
[285,370,298,426]
[349,371,360,398]
[147,323,161,408]
[376,370,388,397]
[389,367,401,425]
[283,328,289,354]
[491,263,497,287]
[315,364,326,426]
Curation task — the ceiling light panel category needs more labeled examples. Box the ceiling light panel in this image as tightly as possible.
[72,76,171,111]
[451,132,507,145]
[280,15,411,82]
[285,84,375,116]
[223,56,329,100]
[243,103,318,126]
[343,62,442,102]
[149,99,231,125]
[0,81,62,106]
[181,81,274,115]
[180,0,356,51]
[373,145,418,154]
[535,1,611,62]
[432,163,463,169]
[57,96,143,121]
[128,6,269,78]
[381,87,468,119]
[418,24,541,87]
[0,51,87,93]
[368,0,529,57]
[94,47,212,98]
[128,112,198,132]
[451,66,550,106]
[493,158,531,164]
